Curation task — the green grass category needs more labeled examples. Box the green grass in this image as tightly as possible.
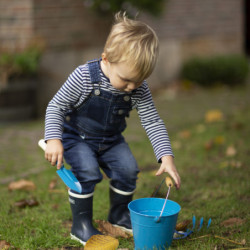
[0,83,249,249]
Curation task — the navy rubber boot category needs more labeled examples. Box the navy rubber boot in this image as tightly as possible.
[108,185,134,234]
[68,190,102,245]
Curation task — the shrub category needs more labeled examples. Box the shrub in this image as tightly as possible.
[0,47,42,77]
[181,54,249,87]
[84,0,167,16]
[0,46,42,88]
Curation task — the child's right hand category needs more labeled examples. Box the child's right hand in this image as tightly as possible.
[45,139,64,169]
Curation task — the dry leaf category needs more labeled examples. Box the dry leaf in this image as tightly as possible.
[95,220,131,238]
[52,204,59,210]
[205,136,225,151]
[205,110,224,123]
[241,239,246,245]
[178,130,191,139]
[85,235,119,250]
[220,218,245,228]
[8,179,36,191]
[205,140,214,150]
[231,122,244,130]
[214,136,225,145]
[0,240,11,249]
[49,178,58,190]
[175,220,192,231]
[226,145,237,157]
[14,198,39,208]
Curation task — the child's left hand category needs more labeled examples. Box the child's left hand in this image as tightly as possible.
[156,155,181,189]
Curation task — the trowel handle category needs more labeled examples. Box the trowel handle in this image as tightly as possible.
[38,139,47,151]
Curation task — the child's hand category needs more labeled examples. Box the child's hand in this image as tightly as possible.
[156,155,181,189]
[45,139,64,169]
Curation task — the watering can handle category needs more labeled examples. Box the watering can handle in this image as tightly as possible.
[165,177,173,187]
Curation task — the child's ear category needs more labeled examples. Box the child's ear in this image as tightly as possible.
[101,53,109,65]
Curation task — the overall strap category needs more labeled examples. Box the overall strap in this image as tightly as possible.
[87,59,101,84]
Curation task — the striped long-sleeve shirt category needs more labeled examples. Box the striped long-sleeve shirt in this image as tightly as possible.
[45,63,173,162]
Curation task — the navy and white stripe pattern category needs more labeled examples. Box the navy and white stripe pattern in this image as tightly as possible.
[45,63,173,162]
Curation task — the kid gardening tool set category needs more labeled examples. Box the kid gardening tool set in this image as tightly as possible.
[38,139,211,249]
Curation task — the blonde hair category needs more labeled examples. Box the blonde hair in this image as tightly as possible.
[103,12,159,82]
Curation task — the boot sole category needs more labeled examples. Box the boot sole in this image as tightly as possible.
[112,224,133,235]
[70,233,86,245]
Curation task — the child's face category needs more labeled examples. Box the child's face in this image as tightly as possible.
[101,55,143,92]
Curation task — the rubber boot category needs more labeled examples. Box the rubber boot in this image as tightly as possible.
[68,190,102,245]
[108,185,134,234]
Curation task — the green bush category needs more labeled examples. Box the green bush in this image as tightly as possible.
[84,0,166,16]
[0,47,42,77]
[181,54,249,87]
[13,47,42,76]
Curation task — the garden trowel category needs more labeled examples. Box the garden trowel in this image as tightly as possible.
[38,139,82,193]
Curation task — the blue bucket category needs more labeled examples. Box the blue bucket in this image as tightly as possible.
[128,198,181,249]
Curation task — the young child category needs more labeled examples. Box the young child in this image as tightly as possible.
[44,12,181,245]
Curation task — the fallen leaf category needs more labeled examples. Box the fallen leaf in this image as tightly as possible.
[226,145,237,157]
[205,136,225,151]
[241,239,246,245]
[176,220,192,231]
[8,179,36,191]
[14,199,28,208]
[52,204,59,210]
[178,130,191,139]
[85,235,119,250]
[205,110,224,123]
[205,140,214,151]
[95,220,131,238]
[220,218,245,228]
[214,136,225,145]
[0,240,11,249]
[14,198,39,208]
[49,178,58,190]
[231,122,244,130]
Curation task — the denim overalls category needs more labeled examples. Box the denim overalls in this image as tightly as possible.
[62,60,139,194]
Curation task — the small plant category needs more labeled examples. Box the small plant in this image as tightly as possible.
[0,45,43,88]
[181,54,249,87]
[83,0,167,16]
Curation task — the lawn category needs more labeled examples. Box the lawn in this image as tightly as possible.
[0,82,249,249]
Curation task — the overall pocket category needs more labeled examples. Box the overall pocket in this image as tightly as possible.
[110,106,131,124]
